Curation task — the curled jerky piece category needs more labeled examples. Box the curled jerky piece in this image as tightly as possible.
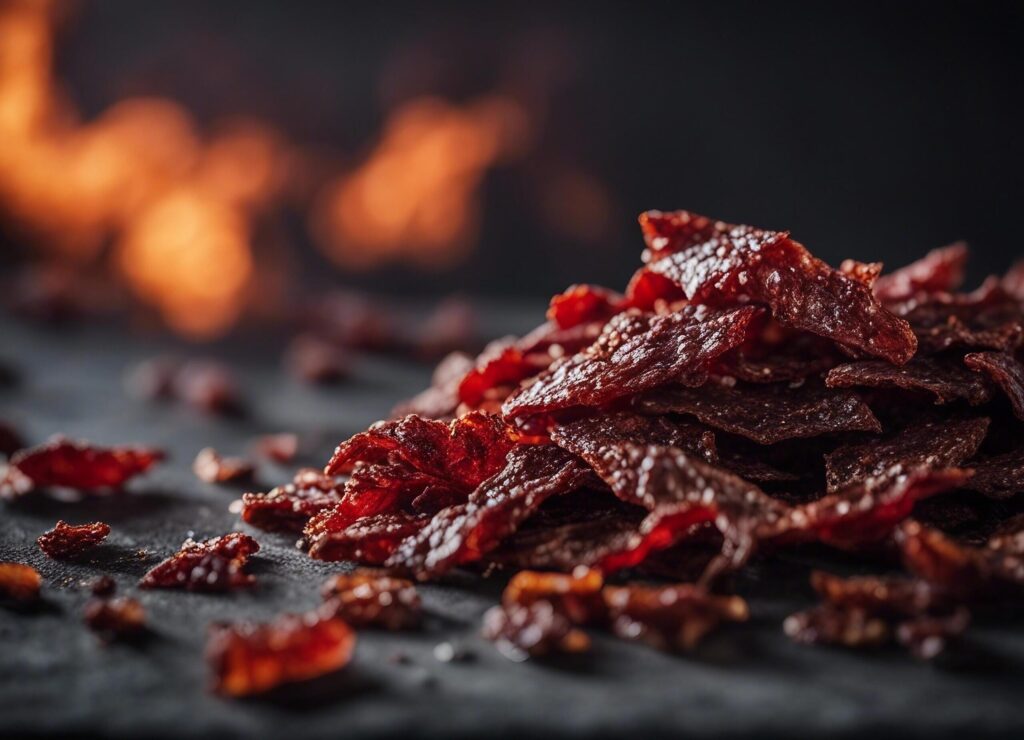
[37,520,110,559]
[547,284,624,330]
[207,611,355,697]
[826,357,993,406]
[482,601,591,660]
[141,533,259,592]
[965,351,1024,420]
[393,351,474,420]
[873,243,969,303]
[241,468,344,532]
[503,305,764,419]
[640,210,916,364]
[320,571,421,630]
[602,583,749,651]
[824,417,989,491]
[962,446,1024,499]
[898,519,1024,599]
[1,437,163,499]
[637,382,881,445]
[386,445,590,579]
[0,562,41,602]
[307,512,428,564]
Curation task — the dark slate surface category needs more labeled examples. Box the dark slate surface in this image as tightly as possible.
[1,316,1023,739]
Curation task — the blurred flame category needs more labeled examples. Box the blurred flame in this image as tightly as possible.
[312,95,529,269]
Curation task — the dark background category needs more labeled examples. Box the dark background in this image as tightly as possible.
[42,0,1024,299]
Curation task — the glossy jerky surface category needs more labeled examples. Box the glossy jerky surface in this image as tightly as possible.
[964,351,1024,420]
[140,533,259,592]
[826,357,993,406]
[37,520,110,559]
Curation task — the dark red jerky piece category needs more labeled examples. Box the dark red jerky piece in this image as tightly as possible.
[962,447,1024,499]
[140,533,259,592]
[987,513,1024,555]
[717,333,841,385]
[241,469,344,533]
[1,437,164,499]
[307,512,429,564]
[547,284,624,330]
[502,305,764,419]
[965,351,1024,420]
[638,209,724,263]
[873,243,969,303]
[385,445,591,578]
[517,319,606,357]
[37,520,110,559]
[84,597,147,643]
[637,382,881,446]
[840,259,883,287]
[640,210,916,364]
[602,584,749,651]
[826,357,993,406]
[457,338,534,407]
[502,567,607,624]
[892,279,1024,354]
[898,520,1024,599]
[550,412,717,504]
[824,417,989,492]
[193,448,254,484]
[393,351,474,420]
[483,601,591,660]
[1003,259,1024,301]
[487,511,641,572]
[809,570,949,616]
[896,608,971,660]
[320,571,422,630]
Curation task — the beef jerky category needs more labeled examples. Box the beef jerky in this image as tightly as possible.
[717,332,841,384]
[503,305,764,419]
[637,382,881,445]
[37,520,110,559]
[547,284,624,330]
[826,357,993,406]
[385,445,590,578]
[840,259,883,287]
[0,562,41,602]
[1003,259,1024,300]
[961,446,1024,498]
[824,417,988,491]
[320,571,421,630]
[784,606,890,649]
[873,243,969,303]
[638,209,723,263]
[457,338,534,407]
[84,597,147,644]
[241,468,345,532]
[809,570,949,615]
[501,567,607,625]
[141,533,259,592]
[639,210,916,364]
[965,351,1024,420]
[392,351,474,420]
[306,512,429,564]
[482,601,591,660]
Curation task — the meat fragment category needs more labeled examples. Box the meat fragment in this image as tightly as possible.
[193,448,254,484]
[961,446,1024,499]
[482,601,591,660]
[307,512,428,564]
[252,433,300,464]
[320,571,421,629]
[0,562,41,602]
[637,382,881,445]
[964,351,1024,420]
[826,357,993,406]
[873,243,968,302]
[547,284,624,330]
[241,468,344,532]
[37,520,110,559]
[83,597,147,643]
[141,533,259,592]
[393,351,474,420]
[206,611,355,697]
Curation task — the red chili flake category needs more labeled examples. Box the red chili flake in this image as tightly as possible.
[385,445,591,578]
[964,351,1024,420]
[173,360,242,414]
[307,512,429,564]
[602,583,749,651]
[0,420,25,458]
[252,433,300,464]
[826,356,993,406]
[393,352,475,420]
[0,562,41,602]
[873,243,969,303]
[206,611,356,697]
[638,210,916,364]
[83,597,147,643]
[37,520,111,559]
[636,382,881,445]
[140,533,259,592]
[192,448,254,484]
[824,417,989,492]
[502,305,765,419]
[1,437,164,499]
[482,601,591,660]
[284,334,349,385]
[416,296,478,359]
[320,571,421,629]
[241,468,345,532]
[961,446,1024,499]
[547,284,624,330]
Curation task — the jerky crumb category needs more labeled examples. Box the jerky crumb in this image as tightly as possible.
[83,597,147,643]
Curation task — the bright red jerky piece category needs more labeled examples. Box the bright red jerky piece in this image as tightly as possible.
[0,562,41,602]
[873,243,968,303]
[206,610,356,697]
[320,571,422,630]
[639,210,916,364]
[241,469,345,532]
[140,533,259,592]
[457,338,535,407]
[826,357,993,405]
[637,382,881,445]
[1,437,164,499]
[385,445,591,579]
[964,351,1024,420]
[306,512,429,564]
[193,448,254,484]
[824,417,989,491]
[547,284,624,330]
[37,520,110,559]
[84,597,147,643]
[393,351,474,420]
[502,305,764,419]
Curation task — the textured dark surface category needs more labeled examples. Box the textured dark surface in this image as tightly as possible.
[1,316,1024,739]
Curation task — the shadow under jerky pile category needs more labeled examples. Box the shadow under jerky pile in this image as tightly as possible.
[240,209,1024,664]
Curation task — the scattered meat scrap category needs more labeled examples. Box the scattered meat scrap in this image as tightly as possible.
[83,597,148,644]
[37,520,111,559]
[0,562,41,602]
[192,448,254,484]
[320,571,422,629]
[140,533,259,592]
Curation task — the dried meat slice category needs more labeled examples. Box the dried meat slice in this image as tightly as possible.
[241,469,345,532]
[37,520,110,559]
[717,331,841,384]
[140,533,259,592]
[456,338,537,407]
[482,601,591,660]
[1003,259,1024,301]
[824,417,989,492]
[640,211,916,364]
[637,382,881,445]
[964,351,1024,420]
[307,512,429,564]
[320,571,421,629]
[638,209,724,263]
[502,305,764,419]
[961,446,1024,499]
[547,284,624,330]
[873,243,969,303]
[385,445,591,579]
[826,357,993,406]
